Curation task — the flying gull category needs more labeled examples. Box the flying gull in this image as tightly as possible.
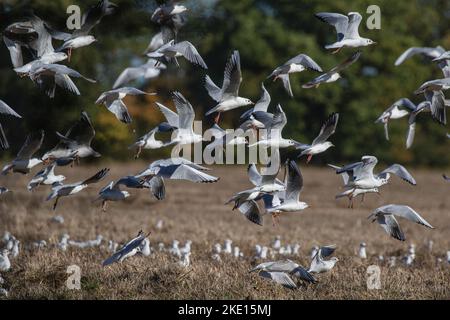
[368,205,434,241]
[155,91,203,147]
[267,54,322,97]
[0,99,22,149]
[42,111,100,162]
[328,164,379,208]
[308,245,339,273]
[303,51,361,88]
[315,12,375,53]
[1,130,44,175]
[249,259,316,289]
[55,0,117,60]
[128,123,173,159]
[332,155,416,191]
[95,87,155,124]
[102,231,149,266]
[147,40,207,69]
[46,168,109,210]
[135,158,219,183]
[249,104,298,149]
[27,163,66,191]
[263,160,308,225]
[296,113,339,163]
[205,50,254,123]
[113,59,166,89]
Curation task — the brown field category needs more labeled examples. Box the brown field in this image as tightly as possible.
[0,162,449,299]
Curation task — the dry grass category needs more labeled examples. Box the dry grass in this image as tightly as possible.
[0,162,449,299]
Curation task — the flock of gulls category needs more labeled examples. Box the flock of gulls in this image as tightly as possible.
[0,1,449,293]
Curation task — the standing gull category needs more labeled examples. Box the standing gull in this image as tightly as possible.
[303,51,361,88]
[1,130,44,175]
[368,205,434,241]
[296,113,339,163]
[205,50,254,123]
[315,12,375,53]
[267,54,322,97]
[95,87,155,124]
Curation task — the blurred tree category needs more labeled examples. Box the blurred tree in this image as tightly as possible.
[0,0,449,166]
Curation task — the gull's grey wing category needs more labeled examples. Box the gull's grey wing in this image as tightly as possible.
[328,164,350,185]
[113,67,146,89]
[346,12,362,39]
[253,83,271,112]
[65,111,96,145]
[221,50,242,99]
[3,36,23,68]
[378,164,416,185]
[406,113,417,149]
[161,164,219,183]
[155,102,179,128]
[17,130,44,160]
[330,51,361,74]
[376,205,434,229]
[258,271,297,289]
[113,87,151,96]
[319,245,337,258]
[172,91,194,130]
[0,99,21,118]
[270,104,287,133]
[247,164,262,187]
[374,214,405,241]
[149,176,165,200]
[312,113,339,145]
[237,200,263,226]
[204,75,222,102]
[73,0,117,37]
[427,90,446,125]
[265,260,298,273]
[291,266,317,284]
[170,41,207,69]
[107,99,132,124]
[315,12,349,42]
[279,74,293,97]
[284,160,303,202]
[29,15,54,57]
[395,47,445,66]
[284,54,323,72]
[394,98,418,112]
[38,64,96,83]
[82,168,110,185]
[55,74,81,96]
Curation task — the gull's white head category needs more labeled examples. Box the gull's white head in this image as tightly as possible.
[363,38,376,46]
[238,97,254,107]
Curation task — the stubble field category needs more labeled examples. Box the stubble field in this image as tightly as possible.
[0,162,449,299]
